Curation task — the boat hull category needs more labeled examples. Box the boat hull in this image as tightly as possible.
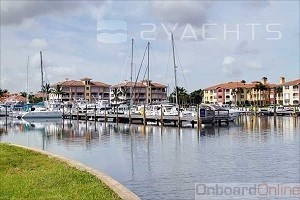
[22,111,63,118]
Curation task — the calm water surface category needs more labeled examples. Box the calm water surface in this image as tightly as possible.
[0,116,299,200]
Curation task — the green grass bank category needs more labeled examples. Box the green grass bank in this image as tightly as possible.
[0,143,121,200]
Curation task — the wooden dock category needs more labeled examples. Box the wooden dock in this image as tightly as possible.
[62,111,230,127]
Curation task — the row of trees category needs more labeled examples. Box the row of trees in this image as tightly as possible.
[169,87,204,106]
[19,83,64,103]
[229,83,283,107]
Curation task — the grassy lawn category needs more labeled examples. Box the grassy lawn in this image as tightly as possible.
[0,143,121,200]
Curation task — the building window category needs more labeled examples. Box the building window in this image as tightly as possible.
[241,95,244,98]
[226,89,230,92]
[86,87,89,90]
[285,85,289,89]
[86,93,89,96]
[226,95,230,99]
[284,93,290,99]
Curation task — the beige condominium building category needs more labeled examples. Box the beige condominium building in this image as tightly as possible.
[203,77,276,106]
[110,80,167,105]
[50,77,110,102]
[277,78,300,106]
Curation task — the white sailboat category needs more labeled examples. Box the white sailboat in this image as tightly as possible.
[22,51,63,119]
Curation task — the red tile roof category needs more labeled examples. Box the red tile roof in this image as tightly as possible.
[1,94,27,103]
[111,81,166,88]
[51,79,110,87]
[91,81,110,87]
[278,79,300,86]
[204,81,276,90]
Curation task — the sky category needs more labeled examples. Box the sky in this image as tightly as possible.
[0,0,299,93]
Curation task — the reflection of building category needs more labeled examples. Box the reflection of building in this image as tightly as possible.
[278,78,300,106]
[110,80,167,104]
[50,78,110,103]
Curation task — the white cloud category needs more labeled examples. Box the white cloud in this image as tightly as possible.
[235,40,258,55]
[222,56,241,76]
[30,38,48,50]
[242,1,271,9]
[151,1,212,26]
[246,61,262,70]
[0,1,105,26]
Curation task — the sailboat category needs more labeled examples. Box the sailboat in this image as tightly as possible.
[21,51,63,119]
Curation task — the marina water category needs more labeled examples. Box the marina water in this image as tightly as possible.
[0,116,299,199]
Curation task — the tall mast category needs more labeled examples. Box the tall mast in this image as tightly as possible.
[147,41,150,104]
[171,32,179,105]
[147,41,150,86]
[130,39,134,106]
[40,51,45,102]
[26,55,30,104]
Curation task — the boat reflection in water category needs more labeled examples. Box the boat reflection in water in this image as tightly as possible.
[0,116,299,200]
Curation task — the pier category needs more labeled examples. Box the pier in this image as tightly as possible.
[62,111,230,127]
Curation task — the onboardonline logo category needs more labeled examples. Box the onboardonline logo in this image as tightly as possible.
[195,183,300,200]
[97,20,127,43]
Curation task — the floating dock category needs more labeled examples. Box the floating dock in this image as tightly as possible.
[62,110,230,127]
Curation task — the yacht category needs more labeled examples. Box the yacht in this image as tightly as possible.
[21,101,63,119]
[201,103,240,121]
[21,106,63,118]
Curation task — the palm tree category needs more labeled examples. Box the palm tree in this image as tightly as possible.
[111,88,123,104]
[19,92,27,98]
[273,86,283,105]
[52,85,64,101]
[169,86,189,106]
[190,89,204,105]
[231,87,244,106]
[42,83,52,101]
[254,83,267,107]
[0,88,8,97]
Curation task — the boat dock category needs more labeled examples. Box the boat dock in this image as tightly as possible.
[62,110,230,127]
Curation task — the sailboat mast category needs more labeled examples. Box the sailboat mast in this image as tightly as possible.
[26,55,29,104]
[40,51,45,102]
[147,42,150,86]
[171,33,179,105]
[130,39,134,106]
[147,41,150,104]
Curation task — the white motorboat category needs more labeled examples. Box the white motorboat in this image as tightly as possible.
[21,106,63,118]
[202,104,240,121]
[146,103,178,116]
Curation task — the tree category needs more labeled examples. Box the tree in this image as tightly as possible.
[0,88,8,97]
[241,80,246,83]
[190,89,204,105]
[254,83,267,107]
[273,86,283,105]
[52,84,64,101]
[111,88,123,104]
[231,87,244,106]
[169,86,189,106]
[19,92,27,98]
[42,83,52,101]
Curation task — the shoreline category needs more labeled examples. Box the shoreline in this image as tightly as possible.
[3,143,140,200]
